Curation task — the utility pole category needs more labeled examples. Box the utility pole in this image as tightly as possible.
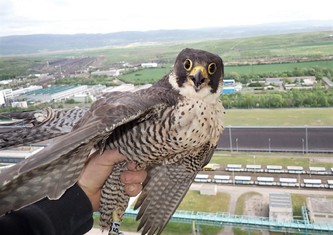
[229,126,233,152]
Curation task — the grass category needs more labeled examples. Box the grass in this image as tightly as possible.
[291,194,307,218]
[225,60,333,75]
[118,59,333,84]
[223,108,333,126]
[116,219,222,235]
[234,191,262,215]
[119,67,172,84]
[96,217,213,235]
[234,228,262,235]
[166,191,229,234]
[270,232,293,235]
[116,59,333,85]
[178,190,230,212]
[211,151,333,168]
[233,192,263,235]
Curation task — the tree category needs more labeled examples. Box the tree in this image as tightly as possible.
[225,72,241,82]
[65,99,76,104]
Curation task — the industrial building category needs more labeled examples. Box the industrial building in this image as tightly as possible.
[19,85,89,102]
[307,197,333,226]
[269,193,293,223]
[222,79,242,94]
[0,89,14,106]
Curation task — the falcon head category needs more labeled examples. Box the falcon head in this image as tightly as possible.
[169,48,224,99]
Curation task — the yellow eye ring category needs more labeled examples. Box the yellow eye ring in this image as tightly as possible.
[183,59,193,71]
[208,63,217,75]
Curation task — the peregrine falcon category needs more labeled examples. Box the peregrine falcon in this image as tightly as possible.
[0,48,225,235]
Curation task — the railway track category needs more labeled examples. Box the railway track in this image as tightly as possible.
[198,167,333,189]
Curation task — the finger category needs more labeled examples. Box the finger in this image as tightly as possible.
[127,162,146,171]
[93,149,126,166]
[124,184,143,197]
[121,170,147,184]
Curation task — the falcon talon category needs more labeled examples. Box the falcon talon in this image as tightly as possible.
[0,48,225,235]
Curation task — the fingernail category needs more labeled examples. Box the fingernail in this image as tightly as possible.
[127,184,136,192]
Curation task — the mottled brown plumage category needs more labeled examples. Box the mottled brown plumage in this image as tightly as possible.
[0,107,88,148]
[0,48,225,235]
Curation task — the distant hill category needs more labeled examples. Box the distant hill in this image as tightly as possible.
[0,20,332,55]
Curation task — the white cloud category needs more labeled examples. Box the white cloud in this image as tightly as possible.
[1,0,333,36]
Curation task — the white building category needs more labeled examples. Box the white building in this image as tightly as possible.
[222,79,242,94]
[0,91,5,106]
[141,63,158,68]
[2,89,13,100]
[71,94,96,103]
[307,197,333,225]
[91,69,123,77]
[11,101,28,108]
[0,89,13,105]
[0,80,13,85]
[12,85,43,97]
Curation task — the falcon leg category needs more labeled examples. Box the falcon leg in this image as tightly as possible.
[99,161,130,235]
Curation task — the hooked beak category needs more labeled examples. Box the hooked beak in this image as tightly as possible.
[188,65,208,92]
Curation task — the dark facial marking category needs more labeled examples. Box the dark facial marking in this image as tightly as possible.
[173,48,224,93]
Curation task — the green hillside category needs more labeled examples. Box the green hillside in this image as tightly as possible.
[1,31,332,80]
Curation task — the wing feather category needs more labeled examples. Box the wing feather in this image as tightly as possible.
[134,164,196,235]
[134,147,216,235]
[0,85,177,216]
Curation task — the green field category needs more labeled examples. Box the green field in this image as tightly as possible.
[178,191,230,212]
[224,108,333,126]
[117,58,333,84]
[1,31,333,80]
[234,191,261,215]
[120,67,172,84]
[115,218,221,235]
[225,60,333,75]
[212,151,333,168]
[96,31,333,64]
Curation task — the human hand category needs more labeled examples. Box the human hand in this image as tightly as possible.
[78,149,147,211]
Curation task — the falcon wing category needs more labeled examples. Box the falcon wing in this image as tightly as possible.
[0,109,42,125]
[0,107,88,149]
[0,85,177,216]
[134,146,215,235]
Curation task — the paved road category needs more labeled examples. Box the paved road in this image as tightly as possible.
[2,126,332,153]
[218,126,333,153]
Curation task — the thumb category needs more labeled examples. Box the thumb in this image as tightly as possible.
[79,149,126,191]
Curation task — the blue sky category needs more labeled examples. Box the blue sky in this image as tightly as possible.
[1,0,332,36]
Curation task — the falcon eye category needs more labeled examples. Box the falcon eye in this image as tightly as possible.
[208,63,217,75]
[183,59,193,71]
